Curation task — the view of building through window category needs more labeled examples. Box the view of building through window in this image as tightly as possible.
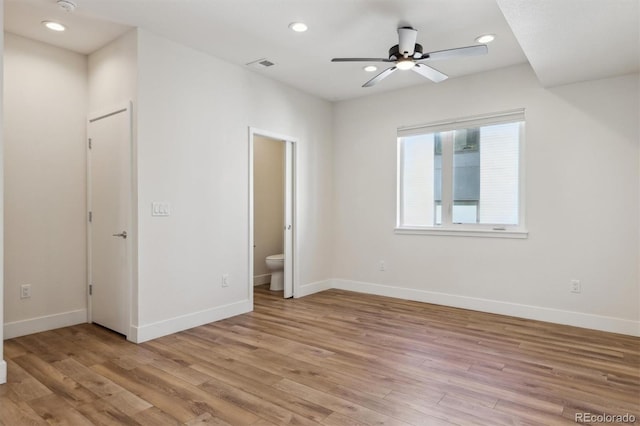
[398,116,522,230]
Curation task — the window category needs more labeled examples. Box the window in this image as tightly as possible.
[396,110,526,238]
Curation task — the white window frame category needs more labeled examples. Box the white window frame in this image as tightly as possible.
[395,109,528,239]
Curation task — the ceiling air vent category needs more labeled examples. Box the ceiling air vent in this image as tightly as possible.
[246,58,276,69]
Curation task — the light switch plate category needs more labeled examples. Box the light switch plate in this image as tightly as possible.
[152,202,171,216]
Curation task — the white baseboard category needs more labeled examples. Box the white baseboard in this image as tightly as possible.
[253,274,271,286]
[0,360,6,384]
[331,279,640,337]
[296,280,332,298]
[130,299,252,343]
[4,309,88,340]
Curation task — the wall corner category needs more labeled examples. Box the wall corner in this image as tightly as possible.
[1,0,6,382]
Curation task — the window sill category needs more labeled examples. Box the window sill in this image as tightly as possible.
[394,226,528,239]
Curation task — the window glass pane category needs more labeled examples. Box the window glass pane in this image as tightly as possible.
[434,134,442,225]
[453,201,478,223]
[400,134,440,226]
[478,122,520,224]
[452,128,481,223]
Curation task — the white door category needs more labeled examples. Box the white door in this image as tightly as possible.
[88,105,132,336]
[283,141,294,298]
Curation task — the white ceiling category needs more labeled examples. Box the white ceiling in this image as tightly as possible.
[498,0,639,87]
[4,0,130,55]
[4,0,639,101]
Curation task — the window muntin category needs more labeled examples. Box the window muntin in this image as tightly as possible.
[397,110,525,235]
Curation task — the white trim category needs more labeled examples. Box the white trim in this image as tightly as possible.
[296,280,333,298]
[331,279,640,337]
[4,309,87,339]
[398,108,525,136]
[127,325,139,344]
[0,360,6,385]
[394,227,528,239]
[130,299,252,343]
[248,130,255,307]
[254,274,271,286]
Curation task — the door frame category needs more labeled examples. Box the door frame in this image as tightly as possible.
[248,127,298,304]
[87,102,134,338]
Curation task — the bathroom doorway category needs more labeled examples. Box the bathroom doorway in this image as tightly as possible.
[249,128,296,302]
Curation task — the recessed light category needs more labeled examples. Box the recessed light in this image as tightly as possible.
[288,22,308,32]
[363,65,378,72]
[475,34,495,44]
[42,21,66,32]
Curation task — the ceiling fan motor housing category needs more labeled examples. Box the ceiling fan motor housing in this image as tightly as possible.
[397,27,418,56]
[389,43,423,60]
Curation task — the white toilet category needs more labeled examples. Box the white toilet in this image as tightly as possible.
[265,253,284,291]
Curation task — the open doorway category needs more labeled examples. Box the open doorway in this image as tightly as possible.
[249,128,296,303]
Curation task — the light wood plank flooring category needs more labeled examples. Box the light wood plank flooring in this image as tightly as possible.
[1,286,638,425]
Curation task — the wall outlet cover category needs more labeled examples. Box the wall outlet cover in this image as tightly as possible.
[152,202,171,216]
[20,284,31,299]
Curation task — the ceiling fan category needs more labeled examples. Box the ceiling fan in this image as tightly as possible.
[331,27,488,87]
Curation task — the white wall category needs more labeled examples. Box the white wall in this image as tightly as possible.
[88,29,138,336]
[134,30,333,341]
[244,70,334,295]
[3,33,88,339]
[332,64,639,335]
[88,29,137,113]
[253,135,284,283]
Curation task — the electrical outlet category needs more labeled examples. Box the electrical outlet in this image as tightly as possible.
[570,279,581,293]
[21,284,31,299]
[221,274,229,288]
[379,261,386,272]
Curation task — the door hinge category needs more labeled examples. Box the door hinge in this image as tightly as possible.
[88,138,92,149]
[88,211,92,222]
[89,284,93,295]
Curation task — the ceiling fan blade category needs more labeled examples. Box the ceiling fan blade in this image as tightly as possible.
[412,63,448,83]
[363,66,397,87]
[421,45,488,61]
[332,58,393,63]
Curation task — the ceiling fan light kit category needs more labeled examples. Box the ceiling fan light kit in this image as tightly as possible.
[332,26,488,87]
[396,59,415,71]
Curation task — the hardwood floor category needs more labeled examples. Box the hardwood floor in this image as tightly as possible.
[1,286,638,425]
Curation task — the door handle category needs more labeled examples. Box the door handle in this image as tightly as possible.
[112,231,127,239]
